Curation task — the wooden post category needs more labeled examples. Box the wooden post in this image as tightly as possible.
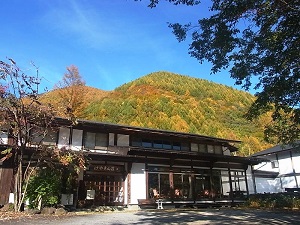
[228,167,234,204]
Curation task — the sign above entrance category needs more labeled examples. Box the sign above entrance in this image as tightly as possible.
[93,165,124,172]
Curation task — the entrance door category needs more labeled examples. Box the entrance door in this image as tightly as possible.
[84,174,124,205]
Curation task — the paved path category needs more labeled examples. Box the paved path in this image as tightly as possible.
[2,208,300,225]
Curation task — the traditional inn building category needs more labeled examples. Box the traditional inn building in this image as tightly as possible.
[0,118,263,208]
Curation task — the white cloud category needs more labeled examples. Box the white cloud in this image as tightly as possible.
[42,1,120,49]
[41,0,174,52]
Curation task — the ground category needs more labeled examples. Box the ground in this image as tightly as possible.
[1,208,300,225]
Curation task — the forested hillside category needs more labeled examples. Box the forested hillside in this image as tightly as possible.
[81,71,272,156]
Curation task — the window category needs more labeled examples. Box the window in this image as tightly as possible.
[271,161,279,168]
[131,136,141,147]
[173,142,181,150]
[132,137,188,151]
[84,132,108,150]
[71,129,83,151]
[191,143,198,152]
[181,142,189,151]
[207,145,214,153]
[214,145,222,154]
[163,140,172,150]
[117,134,129,147]
[153,140,163,149]
[85,132,95,149]
[58,127,70,148]
[96,133,108,149]
[142,139,152,148]
[199,144,208,153]
[31,128,57,146]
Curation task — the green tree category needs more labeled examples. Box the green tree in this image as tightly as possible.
[26,168,62,209]
[145,0,300,144]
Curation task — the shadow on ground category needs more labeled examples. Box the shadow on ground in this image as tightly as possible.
[125,208,300,225]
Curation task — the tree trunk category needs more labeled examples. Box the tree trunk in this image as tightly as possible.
[14,157,23,212]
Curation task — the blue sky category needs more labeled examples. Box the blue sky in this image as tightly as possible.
[1,0,241,93]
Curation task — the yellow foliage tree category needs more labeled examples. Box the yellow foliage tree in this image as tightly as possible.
[54,65,86,120]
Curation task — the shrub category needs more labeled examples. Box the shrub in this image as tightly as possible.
[25,168,62,209]
[245,193,300,209]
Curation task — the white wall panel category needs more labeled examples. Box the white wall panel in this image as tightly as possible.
[278,156,293,174]
[246,167,255,194]
[292,155,300,173]
[281,176,297,188]
[255,178,281,193]
[130,163,146,204]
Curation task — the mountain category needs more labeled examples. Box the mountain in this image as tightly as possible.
[44,71,273,156]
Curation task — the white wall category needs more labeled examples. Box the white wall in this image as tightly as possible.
[281,176,297,189]
[255,177,282,193]
[130,163,146,204]
[253,154,278,173]
[252,150,300,193]
[246,166,255,194]
[278,152,293,174]
[292,153,300,173]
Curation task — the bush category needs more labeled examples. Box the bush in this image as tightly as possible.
[245,193,300,209]
[25,168,62,209]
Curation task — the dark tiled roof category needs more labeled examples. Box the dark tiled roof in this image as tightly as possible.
[251,141,300,157]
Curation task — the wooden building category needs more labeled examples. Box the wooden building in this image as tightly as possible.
[0,118,263,208]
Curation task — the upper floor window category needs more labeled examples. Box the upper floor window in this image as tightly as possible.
[142,139,152,148]
[117,134,129,147]
[191,143,223,155]
[271,160,279,168]
[84,132,108,150]
[133,136,188,151]
[31,128,57,146]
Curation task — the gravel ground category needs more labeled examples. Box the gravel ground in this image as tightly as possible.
[1,208,300,225]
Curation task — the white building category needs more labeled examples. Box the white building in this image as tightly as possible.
[249,142,300,193]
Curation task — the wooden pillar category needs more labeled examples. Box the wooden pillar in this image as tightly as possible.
[127,162,132,204]
[145,162,149,199]
[290,151,299,188]
[251,165,257,194]
[209,165,214,199]
[244,167,249,196]
[228,167,234,204]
